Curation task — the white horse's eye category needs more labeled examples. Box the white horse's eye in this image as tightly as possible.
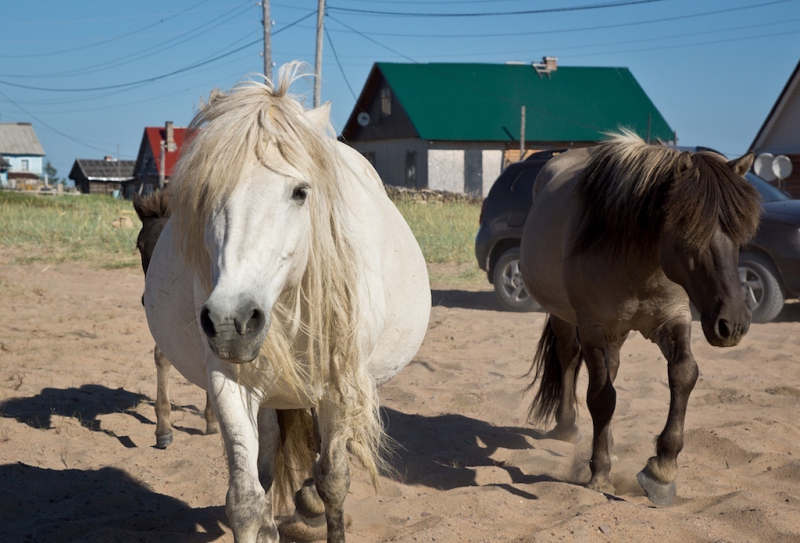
[292,185,309,203]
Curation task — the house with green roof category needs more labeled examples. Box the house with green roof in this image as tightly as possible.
[341,58,674,196]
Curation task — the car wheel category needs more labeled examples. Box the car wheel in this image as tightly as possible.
[738,252,785,323]
[493,248,541,312]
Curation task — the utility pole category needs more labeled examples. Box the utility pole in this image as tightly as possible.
[519,105,526,160]
[262,0,271,80]
[314,0,325,107]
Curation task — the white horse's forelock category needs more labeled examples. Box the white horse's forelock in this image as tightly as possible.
[170,62,387,500]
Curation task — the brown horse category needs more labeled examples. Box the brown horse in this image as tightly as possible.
[520,131,760,505]
[133,190,219,448]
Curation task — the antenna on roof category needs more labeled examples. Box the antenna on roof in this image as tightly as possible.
[532,56,558,78]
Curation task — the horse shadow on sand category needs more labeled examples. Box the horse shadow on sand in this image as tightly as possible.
[0,462,227,542]
[0,384,205,448]
[381,407,574,501]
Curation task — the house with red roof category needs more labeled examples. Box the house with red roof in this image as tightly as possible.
[129,121,187,197]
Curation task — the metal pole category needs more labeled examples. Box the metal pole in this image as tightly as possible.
[519,105,526,160]
[262,0,271,80]
[314,0,325,107]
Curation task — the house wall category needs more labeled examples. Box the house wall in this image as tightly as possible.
[346,139,428,188]
[4,155,42,175]
[428,141,505,196]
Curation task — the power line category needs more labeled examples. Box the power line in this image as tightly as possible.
[0,0,216,59]
[324,26,357,100]
[0,88,114,154]
[0,3,254,79]
[0,11,315,93]
[326,15,418,63]
[327,0,668,18]
[325,16,800,60]
[321,0,797,38]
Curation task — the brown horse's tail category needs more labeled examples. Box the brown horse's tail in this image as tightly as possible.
[274,409,316,512]
[524,315,582,424]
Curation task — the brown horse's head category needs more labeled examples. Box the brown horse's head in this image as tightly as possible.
[658,151,759,347]
[133,190,171,276]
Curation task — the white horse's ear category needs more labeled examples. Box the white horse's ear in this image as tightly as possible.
[304,101,331,133]
[727,152,754,177]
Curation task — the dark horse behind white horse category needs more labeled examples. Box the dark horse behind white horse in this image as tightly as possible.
[520,131,760,506]
[132,190,219,448]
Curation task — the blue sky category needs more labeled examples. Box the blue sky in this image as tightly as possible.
[1,0,798,180]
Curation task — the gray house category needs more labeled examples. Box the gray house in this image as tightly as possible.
[68,157,136,196]
[341,59,674,196]
[0,122,45,188]
[750,59,800,197]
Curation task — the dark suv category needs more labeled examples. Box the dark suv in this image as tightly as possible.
[475,149,564,311]
[475,151,800,322]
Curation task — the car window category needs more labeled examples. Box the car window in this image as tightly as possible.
[745,173,789,202]
[510,164,545,199]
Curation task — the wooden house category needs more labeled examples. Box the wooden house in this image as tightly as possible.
[131,121,187,196]
[68,157,136,196]
[341,59,674,196]
[750,59,800,197]
[0,122,45,189]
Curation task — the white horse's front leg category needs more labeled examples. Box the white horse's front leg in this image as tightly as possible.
[209,363,276,543]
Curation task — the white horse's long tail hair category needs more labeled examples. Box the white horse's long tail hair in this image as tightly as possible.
[170,63,389,504]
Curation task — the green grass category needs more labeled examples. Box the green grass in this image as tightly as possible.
[0,191,140,268]
[0,190,483,276]
[391,198,480,264]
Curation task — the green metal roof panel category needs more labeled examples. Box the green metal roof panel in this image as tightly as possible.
[376,63,673,143]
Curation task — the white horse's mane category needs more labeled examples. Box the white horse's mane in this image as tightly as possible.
[170,63,386,493]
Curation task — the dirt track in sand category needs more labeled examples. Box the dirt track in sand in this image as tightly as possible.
[1,261,800,542]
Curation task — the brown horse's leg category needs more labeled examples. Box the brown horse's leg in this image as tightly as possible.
[547,316,582,442]
[638,322,697,506]
[581,333,620,495]
[256,407,280,543]
[153,345,174,449]
[204,393,220,435]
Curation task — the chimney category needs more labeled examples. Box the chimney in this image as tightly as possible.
[165,121,176,152]
[532,56,558,77]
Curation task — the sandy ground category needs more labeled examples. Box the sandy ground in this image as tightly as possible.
[1,261,800,542]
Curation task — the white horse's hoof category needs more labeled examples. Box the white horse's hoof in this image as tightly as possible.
[156,432,173,449]
[637,468,676,506]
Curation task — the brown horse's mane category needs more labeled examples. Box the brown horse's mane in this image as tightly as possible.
[134,189,171,220]
[571,130,761,258]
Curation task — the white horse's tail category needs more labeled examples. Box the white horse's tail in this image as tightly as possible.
[275,409,316,511]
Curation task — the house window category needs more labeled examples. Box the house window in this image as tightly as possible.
[20,159,29,171]
[380,88,392,117]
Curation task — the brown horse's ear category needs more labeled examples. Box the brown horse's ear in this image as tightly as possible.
[132,193,146,221]
[676,151,694,174]
[727,152,754,177]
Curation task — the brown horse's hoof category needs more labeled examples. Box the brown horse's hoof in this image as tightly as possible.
[205,422,220,435]
[637,468,676,506]
[155,432,173,449]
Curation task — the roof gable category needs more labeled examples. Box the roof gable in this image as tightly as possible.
[69,159,136,182]
[0,123,45,156]
[134,125,187,178]
[343,62,673,143]
[750,59,800,154]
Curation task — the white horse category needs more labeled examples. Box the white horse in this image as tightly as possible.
[143,65,431,543]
